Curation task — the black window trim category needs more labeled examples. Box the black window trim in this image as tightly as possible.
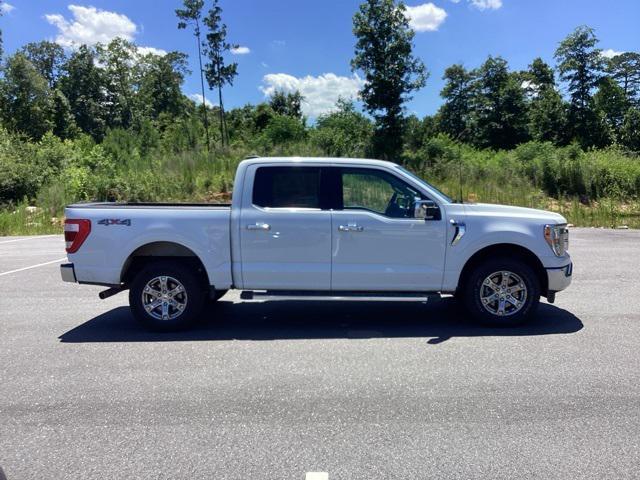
[249,164,441,219]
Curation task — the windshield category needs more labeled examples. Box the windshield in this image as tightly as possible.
[394,165,454,203]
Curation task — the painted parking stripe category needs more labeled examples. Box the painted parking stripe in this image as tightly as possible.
[0,235,61,244]
[0,258,67,277]
[305,473,328,480]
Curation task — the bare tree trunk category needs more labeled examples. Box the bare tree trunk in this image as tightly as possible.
[216,56,228,147]
[195,19,210,152]
[218,83,225,147]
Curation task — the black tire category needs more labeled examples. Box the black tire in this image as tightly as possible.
[129,260,206,331]
[462,257,540,327]
[211,289,228,302]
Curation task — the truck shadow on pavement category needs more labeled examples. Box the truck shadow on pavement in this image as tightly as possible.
[59,296,583,344]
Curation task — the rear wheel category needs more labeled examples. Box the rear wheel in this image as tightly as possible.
[462,257,540,327]
[129,260,205,331]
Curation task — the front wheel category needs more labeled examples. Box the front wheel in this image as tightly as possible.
[129,260,206,331]
[462,258,540,327]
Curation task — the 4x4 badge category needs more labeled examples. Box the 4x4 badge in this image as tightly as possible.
[97,219,131,226]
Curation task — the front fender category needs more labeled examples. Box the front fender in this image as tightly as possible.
[442,220,549,292]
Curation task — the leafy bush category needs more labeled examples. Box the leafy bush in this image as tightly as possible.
[262,115,307,145]
[313,100,373,157]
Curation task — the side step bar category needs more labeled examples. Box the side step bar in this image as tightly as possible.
[98,286,126,299]
[240,290,438,302]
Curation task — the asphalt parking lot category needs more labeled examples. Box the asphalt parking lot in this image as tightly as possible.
[1,229,639,479]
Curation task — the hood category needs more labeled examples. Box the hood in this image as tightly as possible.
[463,203,566,223]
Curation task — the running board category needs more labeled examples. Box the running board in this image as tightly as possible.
[240,290,438,302]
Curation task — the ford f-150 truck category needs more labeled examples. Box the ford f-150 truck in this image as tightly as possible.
[60,157,572,330]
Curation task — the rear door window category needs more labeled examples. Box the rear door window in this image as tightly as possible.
[253,167,322,208]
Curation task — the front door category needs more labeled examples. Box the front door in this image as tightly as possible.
[330,167,447,292]
[239,165,332,290]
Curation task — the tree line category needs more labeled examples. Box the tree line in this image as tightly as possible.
[351,1,640,158]
[0,0,639,159]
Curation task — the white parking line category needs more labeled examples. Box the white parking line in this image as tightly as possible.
[305,473,328,480]
[0,235,61,244]
[0,258,67,277]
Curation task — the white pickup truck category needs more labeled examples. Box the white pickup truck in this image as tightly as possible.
[61,157,572,330]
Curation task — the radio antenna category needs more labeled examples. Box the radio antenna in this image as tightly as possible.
[456,128,467,204]
[458,143,463,203]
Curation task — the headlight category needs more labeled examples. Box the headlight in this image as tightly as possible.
[544,224,569,256]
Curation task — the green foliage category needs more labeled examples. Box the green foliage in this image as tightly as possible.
[313,99,373,157]
[202,0,237,147]
[554,26,606,147]
[606,52,640,103]
[470,56,530,149]
[176,0,210,150]
[0,129,72,202]
[20,41,66,88]
[262,114,307,145]
[620,108,640,151]
[0,53,54,139]
[352,0,427,159]
[594,77,630,137]
[96,39,138,129]
[176,0,205,32]
[528,88,568,144]
[437,64,474,141]
[136,51,190,122]
[59,45,108,141]
[2,19,640,233]
[525,57,556,90]
[269,90,304,120]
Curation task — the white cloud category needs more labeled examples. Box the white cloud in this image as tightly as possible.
[45,5,136,48]
[137,46,167,57]
[468,0,502,10]
[189,93,215,108]
[1,2,15,14]
[601,48,625,59]
[260,73,364,118]
[230,46,250,55]
[405,3,447,32]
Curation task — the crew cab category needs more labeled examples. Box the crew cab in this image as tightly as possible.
[60,157,572,330]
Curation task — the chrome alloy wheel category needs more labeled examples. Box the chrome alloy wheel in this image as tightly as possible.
[479,270,527,317]
[141,275,188,321]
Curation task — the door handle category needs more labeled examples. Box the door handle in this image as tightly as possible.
[338,223,364,232]
[246,223,271,231]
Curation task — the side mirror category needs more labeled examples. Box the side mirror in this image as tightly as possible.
[414,199,440,221]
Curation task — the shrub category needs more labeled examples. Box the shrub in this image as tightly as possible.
[262,115,306,145]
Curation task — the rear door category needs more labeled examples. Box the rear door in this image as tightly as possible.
[330,167,447,291]
[239,165,332,290]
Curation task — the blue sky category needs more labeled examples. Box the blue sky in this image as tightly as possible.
[2,0,639,118]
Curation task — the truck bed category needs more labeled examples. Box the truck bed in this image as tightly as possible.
[67,202,231,209]
[64,202,233,287]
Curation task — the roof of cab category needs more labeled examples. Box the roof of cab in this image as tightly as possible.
[239,156,399,169]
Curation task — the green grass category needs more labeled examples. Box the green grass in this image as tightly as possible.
[2,165,638,236]
[1,127,639,235]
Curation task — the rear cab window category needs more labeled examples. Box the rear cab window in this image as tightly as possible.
[253,166,322,208]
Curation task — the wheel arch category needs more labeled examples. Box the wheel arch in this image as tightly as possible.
[120,241,210,286]
[457,243,548,295]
